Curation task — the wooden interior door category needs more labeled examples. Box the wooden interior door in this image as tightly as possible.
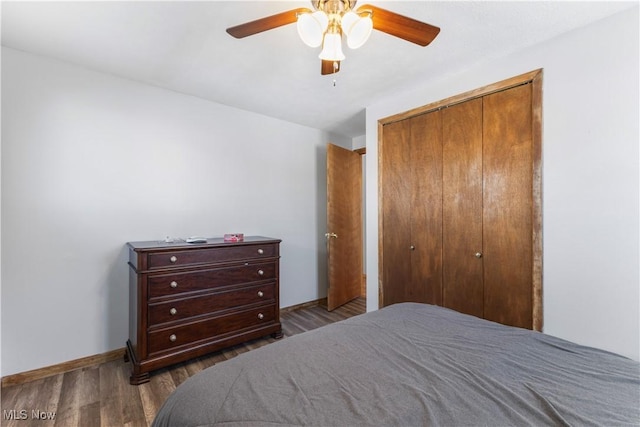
[442,98,484,318]
[326,143,363,311]
[482,84,533,328]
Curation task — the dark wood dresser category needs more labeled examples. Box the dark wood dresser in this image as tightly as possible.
[125,236,282,385]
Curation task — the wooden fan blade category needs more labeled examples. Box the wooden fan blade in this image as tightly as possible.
[226,8,311,38]
[321,60,341,75]
[357,4,440,46]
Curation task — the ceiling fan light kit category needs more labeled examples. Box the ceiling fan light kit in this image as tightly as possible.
[297,6,373,60]
[226,1,440,75]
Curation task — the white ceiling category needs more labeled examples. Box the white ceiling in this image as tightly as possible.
[1,1,636,138]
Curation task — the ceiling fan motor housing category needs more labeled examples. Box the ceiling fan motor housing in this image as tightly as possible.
[312,0,358,14]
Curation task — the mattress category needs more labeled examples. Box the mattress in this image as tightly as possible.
[153,303,640,426]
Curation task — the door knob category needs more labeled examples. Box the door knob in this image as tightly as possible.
[475,252,483,258]
[325,233,338,239]
[410,245,416,251]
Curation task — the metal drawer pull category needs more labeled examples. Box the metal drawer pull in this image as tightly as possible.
[257,269,264,276]
[257,313,264,320]
[169,334,177,342]
[170,256,177,263]
[169,308,177,315]
[257,291,264,297]
[257,248,264,255]
[170,281,178,288]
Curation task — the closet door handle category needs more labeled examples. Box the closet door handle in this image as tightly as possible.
[475,252,483,258]
[410,245,415,251]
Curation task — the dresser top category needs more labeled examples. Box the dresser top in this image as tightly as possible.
[127,236,281,251]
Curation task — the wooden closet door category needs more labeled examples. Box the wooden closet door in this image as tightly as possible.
[483,84,533,329]
[380,119,412,306]
[380,111,443,306]
[442,99,484,317]
[410,111,443,305]
[379,70,542,327]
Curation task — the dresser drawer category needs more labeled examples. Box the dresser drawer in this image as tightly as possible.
[148,262,276,299]
[147,243,278,270]
[148,304,277,355]
[148,283,276,326]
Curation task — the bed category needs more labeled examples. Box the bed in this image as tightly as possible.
[153,303,640,426]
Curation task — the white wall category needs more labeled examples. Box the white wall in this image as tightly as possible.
[365,7,639,361]
[0,47,350,376]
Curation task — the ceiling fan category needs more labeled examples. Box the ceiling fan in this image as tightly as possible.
[226,1,440,75]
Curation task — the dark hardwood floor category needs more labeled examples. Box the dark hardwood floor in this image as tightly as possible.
[0,298,365,427]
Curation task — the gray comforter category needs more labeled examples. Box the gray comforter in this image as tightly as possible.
[153,303,640,426]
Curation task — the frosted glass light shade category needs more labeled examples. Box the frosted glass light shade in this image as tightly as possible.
[319,32,345,61]
[340,11,359,35]
[346,15,372,49]
[297,11,329,48]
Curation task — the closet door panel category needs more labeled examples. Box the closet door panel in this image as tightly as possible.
[411,111,443,304]
[442,99,484,317]
[380,119,413,306]
[483,84,533,329]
